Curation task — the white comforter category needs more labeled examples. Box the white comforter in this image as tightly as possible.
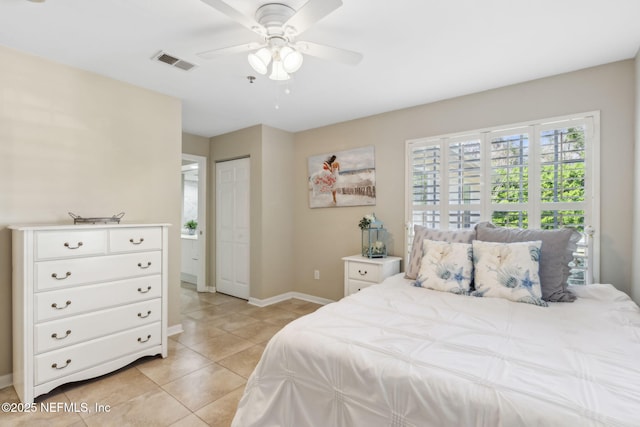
[232,275,640,427]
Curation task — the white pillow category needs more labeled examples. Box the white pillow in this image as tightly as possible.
[471,240,547,306]
[415,239,473,295]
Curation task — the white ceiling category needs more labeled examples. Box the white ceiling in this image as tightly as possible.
[1,0,639,137]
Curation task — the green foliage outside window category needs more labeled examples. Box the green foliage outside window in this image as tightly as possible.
[491,127,585,230]
[491,162,585,230]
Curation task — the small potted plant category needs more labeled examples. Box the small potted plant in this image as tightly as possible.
[185,220,198,235]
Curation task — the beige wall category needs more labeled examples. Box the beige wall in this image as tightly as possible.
[182,132,210,158]
[293,60,636,301]
[208,125,295,300]
[260,126,295,298]
[633,51,640,303]
[0,45,183,379]
[209,126,264,297]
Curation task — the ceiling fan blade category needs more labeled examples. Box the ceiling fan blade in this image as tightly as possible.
[200,0,263,34]
[197,42,263,60]
[285,0,343,35]
[295,41,362,66]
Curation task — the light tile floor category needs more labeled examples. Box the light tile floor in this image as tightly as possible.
[1,283,322,426]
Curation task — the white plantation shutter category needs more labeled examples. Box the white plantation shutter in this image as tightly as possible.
[410,142,442,228]
[406,112,599,285]
[447,136,482,228]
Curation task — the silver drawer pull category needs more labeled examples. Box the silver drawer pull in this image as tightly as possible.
[129,238,145,245]
[138,310,152,319]
[358,269,368,276]
[51,271,72,280]
[51,330,72,340]
[64,242,83,250]
[137,334,151,343]
[137,286,152,294]
[51,359,71,370]
[137,262,152,269]
[51,300,72,310]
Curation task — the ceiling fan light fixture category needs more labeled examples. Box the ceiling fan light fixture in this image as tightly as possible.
[269,59,290,81]
[280,46,303,73]
[248,47,272,75]
[199,1,363,82]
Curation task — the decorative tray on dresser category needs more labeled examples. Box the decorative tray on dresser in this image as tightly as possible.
[10,223,169,403]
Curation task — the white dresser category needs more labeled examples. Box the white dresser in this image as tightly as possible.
[10,224,169,403]
[342,255,402,297]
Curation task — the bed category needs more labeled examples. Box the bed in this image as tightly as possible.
[232,273,640,426]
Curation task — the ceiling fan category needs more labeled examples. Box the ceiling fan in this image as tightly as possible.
[197,0,363,80]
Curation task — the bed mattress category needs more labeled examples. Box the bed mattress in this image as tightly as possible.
[232,274,640,426]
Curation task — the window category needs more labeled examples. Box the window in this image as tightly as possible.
[406,112,600,284]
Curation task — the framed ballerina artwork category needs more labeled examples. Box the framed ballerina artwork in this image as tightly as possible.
[308,145,376,208]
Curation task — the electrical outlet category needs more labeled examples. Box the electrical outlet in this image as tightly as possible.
[314,270,320,280]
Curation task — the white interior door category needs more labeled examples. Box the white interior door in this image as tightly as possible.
[216,157,250,299]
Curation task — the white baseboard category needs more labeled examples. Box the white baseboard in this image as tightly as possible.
[167,323,184,337]
[290,292,335,306]
[248,292,334,307]
[0,373,13,389]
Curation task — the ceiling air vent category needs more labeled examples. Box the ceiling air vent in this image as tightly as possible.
[152,51,197,72]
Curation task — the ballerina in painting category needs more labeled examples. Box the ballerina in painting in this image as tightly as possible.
[311,155,341,204]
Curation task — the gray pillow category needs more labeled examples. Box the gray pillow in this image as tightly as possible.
[474,222,581,302]
[405,225,476,280]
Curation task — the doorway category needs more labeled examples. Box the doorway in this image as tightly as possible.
[181,154,207,292]
[216,157,250,299]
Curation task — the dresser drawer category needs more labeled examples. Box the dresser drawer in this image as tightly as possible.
[109,227,162,253]
[35,230,107,260]
[35,322,161,385]
[343,256,402,297]
[347,281,374,295]
[35,299,162,353]
[35,251,161,291]
[347,261,381,283]
[35,275,162,322]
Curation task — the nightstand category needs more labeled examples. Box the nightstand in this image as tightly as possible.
[342,255,402,297]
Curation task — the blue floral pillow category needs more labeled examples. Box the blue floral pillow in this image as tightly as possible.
[405,226,476,280]
[471,240,547,307]
[414,239,473,295]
